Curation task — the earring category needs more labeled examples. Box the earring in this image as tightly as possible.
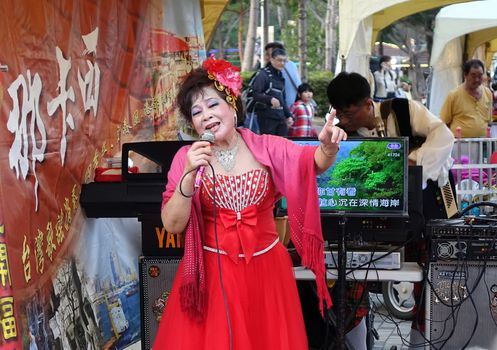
[234,112,238,126]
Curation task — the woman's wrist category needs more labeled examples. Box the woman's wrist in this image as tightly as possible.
[176,183,194,198]
[319,143,339,158]
[176,172,195,198]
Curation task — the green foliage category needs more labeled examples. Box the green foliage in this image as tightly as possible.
[280,9,326,71]
[348,142,403,198]
[325,141,404,210]
[380,9,439,55]
[308,71,333,118]
[240,71,254,89]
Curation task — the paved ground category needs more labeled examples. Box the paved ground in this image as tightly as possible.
[371,293,414,350]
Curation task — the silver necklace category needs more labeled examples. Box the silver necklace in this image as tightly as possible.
[213,135,239,172]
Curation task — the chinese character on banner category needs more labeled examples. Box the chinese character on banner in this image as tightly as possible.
[78,28,101,117]
[47,46,76,167]
[0,297,17,340]
[22,235,31,284]
[0,244,11,287]
[6,71,47,211]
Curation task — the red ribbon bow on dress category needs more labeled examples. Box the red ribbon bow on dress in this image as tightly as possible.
[218,204,258,263]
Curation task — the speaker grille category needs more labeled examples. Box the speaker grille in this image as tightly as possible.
[440,182,458,218]
[139,257,180,350]
[428,261,497,348]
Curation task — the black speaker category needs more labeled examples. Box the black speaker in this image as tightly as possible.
[428,261,497,349]
[139,256,180,350]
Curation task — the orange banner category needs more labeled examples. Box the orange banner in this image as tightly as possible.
[0,0,205,348]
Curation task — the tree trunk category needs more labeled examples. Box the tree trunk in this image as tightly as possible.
[298,0,307,80]
[325,0,337,72]
[238,3,245,66]
[217,34,224,59]
[242,0,260,72]
[262,0,269,52]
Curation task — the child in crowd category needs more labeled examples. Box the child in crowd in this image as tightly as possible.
[289,83,318,137]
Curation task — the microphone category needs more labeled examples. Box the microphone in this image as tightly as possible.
[194,131,215,189]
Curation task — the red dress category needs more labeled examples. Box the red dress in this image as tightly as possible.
[153,169,307,349]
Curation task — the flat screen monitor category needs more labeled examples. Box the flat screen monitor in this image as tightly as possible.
[280,137,409,218]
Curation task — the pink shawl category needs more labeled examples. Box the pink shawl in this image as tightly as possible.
[162,128,332,321]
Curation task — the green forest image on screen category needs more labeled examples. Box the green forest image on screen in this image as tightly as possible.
[319,140,404,212]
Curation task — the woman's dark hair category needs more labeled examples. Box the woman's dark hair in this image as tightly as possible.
[379,55,391,65]
[295,83,313,102]
[176,67,244,123]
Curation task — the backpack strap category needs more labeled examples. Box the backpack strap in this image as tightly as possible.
[263,67,273,93]
[380,98,425,151]
[379,98,393,130]
[391,98,411,137]
[283,66,298,90]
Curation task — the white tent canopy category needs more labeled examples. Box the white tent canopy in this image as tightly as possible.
[337,0,474,83]
[337,0,407,80]
[428,0,497,115]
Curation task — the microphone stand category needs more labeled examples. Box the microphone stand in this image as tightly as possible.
[322,214,353,350]
[336,215,348,350]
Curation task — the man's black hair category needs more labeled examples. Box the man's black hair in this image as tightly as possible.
[271,48,286,58]
[327,72,371,110]
[264,42,285,52]
[463,59,484,75]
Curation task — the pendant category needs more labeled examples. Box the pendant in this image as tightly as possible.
[214,146,238,172]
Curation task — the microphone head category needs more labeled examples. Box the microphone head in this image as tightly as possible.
[200,131,215,143]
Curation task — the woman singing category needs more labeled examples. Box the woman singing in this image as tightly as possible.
[153,57,346,349]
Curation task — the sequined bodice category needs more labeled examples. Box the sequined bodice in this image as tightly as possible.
[201,168,271,211]
[200,169,278,262]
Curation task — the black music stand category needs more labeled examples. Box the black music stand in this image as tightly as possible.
[319,212,357,350]
[324,211,410,350]
[335,214,349,350]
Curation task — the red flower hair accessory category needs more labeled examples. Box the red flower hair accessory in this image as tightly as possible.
[203,56,241,110]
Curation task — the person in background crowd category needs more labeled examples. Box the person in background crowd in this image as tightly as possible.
[264,42,302,110]
[251,48,294,136]
[492,82,497,121]
[326,72,454,350]
[396,81,412,100]
[484,70,491,88]
[289,83,318,137]
[152,57,347,349]
[440,59,493,138]
[373,55,397,101]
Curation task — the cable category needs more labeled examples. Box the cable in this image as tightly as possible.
[177,168,198,197]
[423,201,497,349]
[210,163,233,350]
[458,201,497,217]
[178,163,233,350]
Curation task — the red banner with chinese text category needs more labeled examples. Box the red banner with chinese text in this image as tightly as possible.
[0,0,205,348]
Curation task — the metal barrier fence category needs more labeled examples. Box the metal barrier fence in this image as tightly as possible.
[451,137,497,212]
